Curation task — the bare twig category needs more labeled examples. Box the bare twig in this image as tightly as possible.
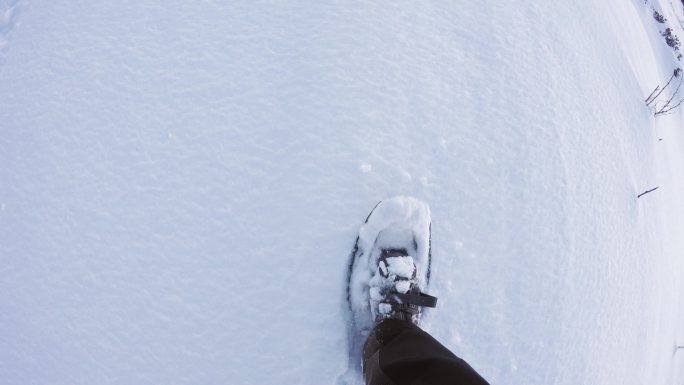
[647,68,681,106]
[637,186,659,198]
[655,98,684,115]
[645,85,660,103]
[659,74,684,111]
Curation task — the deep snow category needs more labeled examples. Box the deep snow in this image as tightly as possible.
[2,1,684,384]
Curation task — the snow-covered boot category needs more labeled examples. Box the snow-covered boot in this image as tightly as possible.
[369,248,437,326]
[338,197,437,385]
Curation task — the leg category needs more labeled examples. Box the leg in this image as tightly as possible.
[363,319,489,385]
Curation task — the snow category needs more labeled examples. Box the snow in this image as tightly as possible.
[378,259,388,276]
[385,256,415,280]
[378,303,392,317]
[1,0,684,385]
[394,280,411,295]
[358,198,430,257]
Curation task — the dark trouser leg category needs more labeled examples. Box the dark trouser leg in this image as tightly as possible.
[363,319,489,385]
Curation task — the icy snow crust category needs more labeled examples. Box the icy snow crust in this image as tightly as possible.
[2,1,684,385]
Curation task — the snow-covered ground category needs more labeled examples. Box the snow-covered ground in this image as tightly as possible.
[2,1,684,384]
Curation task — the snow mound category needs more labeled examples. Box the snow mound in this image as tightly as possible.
[385,256,416,279]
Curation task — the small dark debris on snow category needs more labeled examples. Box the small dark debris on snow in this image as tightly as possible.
[637,186,660,198]
[654,11,666,23]
[662,28,682,51]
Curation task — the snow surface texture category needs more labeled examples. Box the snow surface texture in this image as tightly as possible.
[2,1,684,385]
[0,0,20,69]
